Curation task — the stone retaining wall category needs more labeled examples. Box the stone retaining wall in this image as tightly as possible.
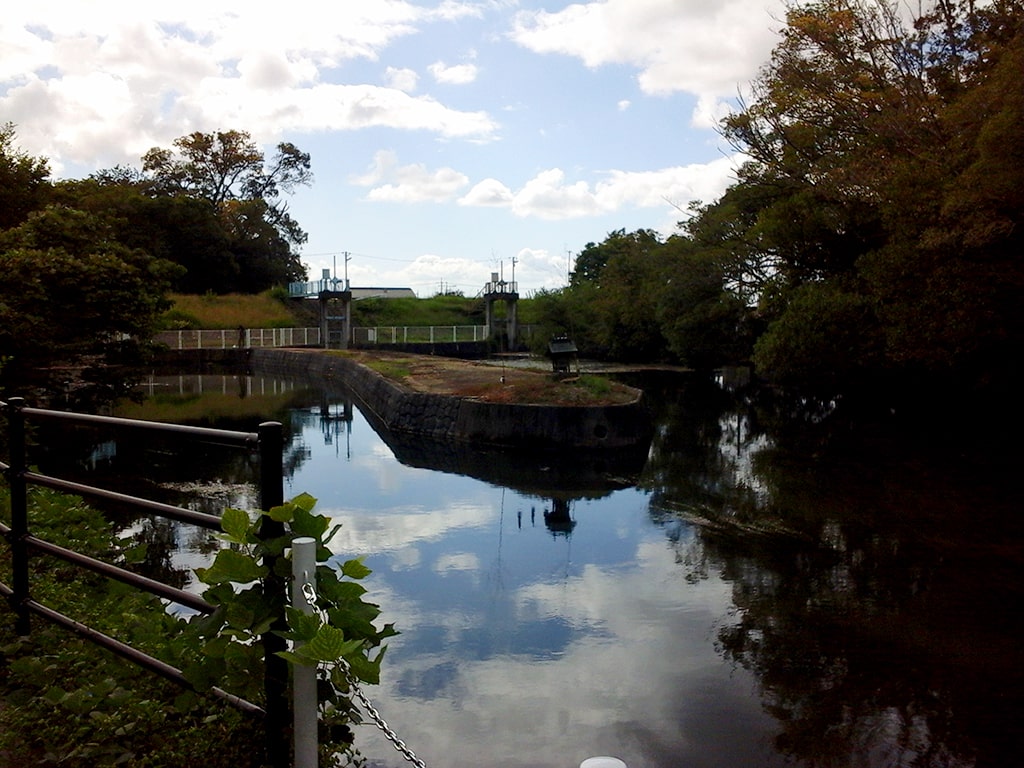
[251,349,652,449]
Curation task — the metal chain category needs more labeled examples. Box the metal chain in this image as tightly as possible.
[300,580,429,768]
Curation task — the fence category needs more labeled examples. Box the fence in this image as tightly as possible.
[155,325,538,351]
[0,397,292,767]
[351,325,489,345]
[155,327,321,350]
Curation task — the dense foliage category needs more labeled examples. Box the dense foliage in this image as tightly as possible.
[0,126,312,397]
[2,127,310,298]
[536,0,1023,416]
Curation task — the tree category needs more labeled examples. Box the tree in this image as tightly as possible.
[657,237,754,370]
[54,176,240,294]
[0,123,51,230]
[571,229,662,287]
[0,206,181,399]
[141,130,311,291]
[718,0,1024,403]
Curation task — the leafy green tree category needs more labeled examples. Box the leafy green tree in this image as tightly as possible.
[0,206,181,398]
[141,130,311,291]
[54,176,241,294]
[570,228,662,287]
[0,123,51,230]
[657,237,754,370]
[718,0,1024,402]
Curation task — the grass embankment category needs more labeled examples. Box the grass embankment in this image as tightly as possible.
[160,291,541,330]
[160,290,304,330]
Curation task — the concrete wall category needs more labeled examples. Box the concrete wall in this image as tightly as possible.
[251,349,652,450]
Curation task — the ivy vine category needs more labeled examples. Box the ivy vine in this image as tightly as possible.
[169,492,398,762]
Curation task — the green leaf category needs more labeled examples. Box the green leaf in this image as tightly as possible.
[276,649,317,668]
[267,503,294,523]
[122,541,148,564]
[197,548,267,585]
[290,505,330,539]
[285,607,321,642]
[346,646,386,685]
[304,625,363,663]
[316,575,367,604]
[340,557,372,580]
[220,507,252,544]
[290,492,318,514]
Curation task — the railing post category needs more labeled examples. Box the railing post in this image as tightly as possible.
[7,397,31,636]
[291,537,318,768]
[258,421,289,768]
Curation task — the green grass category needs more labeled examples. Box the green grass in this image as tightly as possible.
[161,291,543,330]
[0,484,265,767]
[160,291,303,330]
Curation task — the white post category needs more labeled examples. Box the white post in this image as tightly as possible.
[292,537,318,768]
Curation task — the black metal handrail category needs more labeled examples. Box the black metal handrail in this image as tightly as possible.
[0,396,290,766]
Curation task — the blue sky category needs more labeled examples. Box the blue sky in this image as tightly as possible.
[2,1,787,296]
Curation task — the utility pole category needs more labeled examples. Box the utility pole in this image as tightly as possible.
[511,255,517,291]
[344,252,351,291]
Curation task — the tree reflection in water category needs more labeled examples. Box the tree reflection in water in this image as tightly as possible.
[642,376,1023,767]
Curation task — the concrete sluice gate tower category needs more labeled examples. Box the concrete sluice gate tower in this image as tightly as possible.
[483,272,518,350]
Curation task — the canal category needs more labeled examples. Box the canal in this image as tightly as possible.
[34,370,1024,768]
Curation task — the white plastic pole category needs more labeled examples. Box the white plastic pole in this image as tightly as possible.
[292,537,318,768]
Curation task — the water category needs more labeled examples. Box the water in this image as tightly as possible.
[34,372,1024,768]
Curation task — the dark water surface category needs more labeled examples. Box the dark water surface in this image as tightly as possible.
[34,372,1023,768]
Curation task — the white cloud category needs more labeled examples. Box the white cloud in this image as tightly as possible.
[459,178,515,207]
[428,60,479,85]
[511,0,784,97]
[0,1,495,167]
[352,150,470,202]
[455,156,742,221]
[691,92,734,130]
[617,99,631,111]
[385,66,419,93]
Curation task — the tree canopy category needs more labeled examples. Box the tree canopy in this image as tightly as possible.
[0,128,313,399]
[537,0,1022,417]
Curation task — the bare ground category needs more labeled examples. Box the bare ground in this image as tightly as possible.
[329,350,643,406]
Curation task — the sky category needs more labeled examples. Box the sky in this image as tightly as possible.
[1,1,788,297]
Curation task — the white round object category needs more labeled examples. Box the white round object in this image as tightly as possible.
[580,758,627,768]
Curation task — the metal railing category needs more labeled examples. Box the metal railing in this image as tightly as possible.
[0,397,291,767]
[352,325,489,345]
[154,327,321,350]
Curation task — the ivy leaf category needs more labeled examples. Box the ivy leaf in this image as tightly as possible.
[285,607,321,642]
[316,574,367,604]
[305,625,363,663]
[346,646,387,685]
[340,558,372,580]
[196,549,267,585]
[276,649,317,668]
[267,503,294,523]
[220,507,252,544]
[290,505,329,539]
[291,492,318,514]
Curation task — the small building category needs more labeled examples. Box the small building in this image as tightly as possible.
[548,335,578,375]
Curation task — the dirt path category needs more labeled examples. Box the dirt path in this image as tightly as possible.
[332,351,642,406]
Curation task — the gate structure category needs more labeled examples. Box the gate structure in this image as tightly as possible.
[0,397,291,767]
